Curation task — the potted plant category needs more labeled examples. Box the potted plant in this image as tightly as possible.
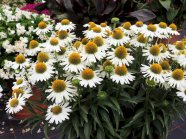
[1,4,186,139]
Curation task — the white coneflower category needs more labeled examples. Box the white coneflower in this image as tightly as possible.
[111,65,135,85]
[6,96,26,114]
[98,22,111,32]
[166,69,186,89]
[176,87,186,101]
[29,62,54,84]
[55,19,75,31]
[81,41,105,64]
[93,36,109,52]
[12,78,29,89]
[45,103,72,124]
[83,26,106,39]
[27,40,41,56]
[34,21,53,35]
[97,60,114,78]
[44,37,61,52]
[155,22,169,39]
[12,54,30,70]
[61,52,85,73]
[77,68,103,88]
[142,45,169,63]
[106,28,130,46]
[141,24,158,38]
[130,34,148,48]
[119,22,134,36]
[141,63,165,83]
[107,45,134,66]
[130,21,147,34]
[83,21,97,28]
[57,30,76,46]
[168,41,185,54]
[46,79,77,103]
[37,52,56,65]
[168,23,180,36]
[11,87,32,99]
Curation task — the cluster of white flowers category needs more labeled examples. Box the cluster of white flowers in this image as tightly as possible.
[1,5,186,125]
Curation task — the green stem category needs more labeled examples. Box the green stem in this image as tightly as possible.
[113,23,116,29]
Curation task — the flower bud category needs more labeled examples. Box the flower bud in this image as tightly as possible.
[72,79,80,86]
[111,17,120,24]
[97,91,107,100]
[145,79,156,87]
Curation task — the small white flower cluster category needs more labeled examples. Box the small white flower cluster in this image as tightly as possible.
[1,5,186,125]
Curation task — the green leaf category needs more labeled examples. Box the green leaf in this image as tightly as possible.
[141,126,146,139]
[112,110,120,130]
[84,122,91,139]
[166,8,179,22]
[91,106,102,128]
[157,115,165,128]
[150,108,155,120]
[100,110,115,136]
[110,97,120,111]
[96,128,105,139]
[44,123,49,139]
[80,105,89,114]
[72,116,80,137]
[159,0,171,11]
[124,109,145,128]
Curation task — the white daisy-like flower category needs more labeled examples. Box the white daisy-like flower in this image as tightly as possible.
[168,41,185,54]
[11,87,32,99]
[166,69,186,89]
[130,34,148,48]
[106,28,130,46]
[77,68,103,88]
[12,78,30,89]
[55,19,75,31]
[37,52,56,65]
[155,22,169,39]
[83,26,106,39]
[81,41,105,64]
[6,95,26,114]
[46,79,77,103]
[27,40,41,56]
[97,60,114,78]
[12,54,30,70]
[176,87,186,101]
[93,36,110,52]
[107,46,134,66]
[57,30,76,46]
[111,65,135,85]
[46,103,72,124]
[141,63,165,83]
[28,62,54,84]
[44,37,61,52]
[175,53,186,67]
[83,21,97,28]
[168,23,180,36]
[54,46,68,62]
[34,21,53,35]
[130,21,147,34]
[160,60,171,72]
[119,22,134,36]
[61,52,85,73]
[143,44,170,63]
[141,24,158,38]
[72,41,84,52]
[98,22,111,32]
